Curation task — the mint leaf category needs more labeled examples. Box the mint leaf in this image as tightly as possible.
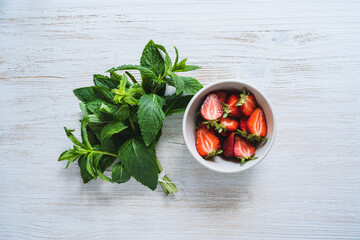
[86,152,96,179]
[58,149,81,168]
[156,44,172,74]
[112,162,131,184]
[100,121,127,142]
[78,155,94,183]
[64,127,88,149]
[118,138,158,190]
[73,86,114,104]
[171,58,200,72]
[140,40,165,76]
[138,94,166,146]
[165,95,193,116]
[96,169,112,183]
[167,72,184,94]
[99,103,130,122]
[81,116,92,149]
[173,46,179,67]
[106,64,158,92]
[93,74,119,89]
[165,76,202,95]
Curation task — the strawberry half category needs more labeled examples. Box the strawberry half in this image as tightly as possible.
[241,95,257,116]
[247,108,267,137]
[200,93,223,121]
[196,127,222,157]
[215,91,227,103]
[223,132,235,157]
[219,116,239,132]
[234,136,255,160]
[225,94,242,117]
[239,117,248,132]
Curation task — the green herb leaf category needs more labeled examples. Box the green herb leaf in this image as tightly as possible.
[96,169,112,183]
[78,155,93,183]
[156,44,172,74]
[86,152,97,179]
[99,103,130,122]
[106,64,158,92]
[81,116,92,149]
[165,76,202,95]
[165,94,193,116]
[73,86,114,104]
[167,72,184,94]
[140,40,165,76]
[58,149,81,168]
[100,121,127,142]
[171,57,200,72]
[112,162,131,184]
[93,74,120,89]
[64,127,87,149]
[118,138,158,190]
[138,94,166,146]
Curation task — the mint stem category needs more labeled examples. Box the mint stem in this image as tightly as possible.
[92,150,118,158]
[155,157,177,195]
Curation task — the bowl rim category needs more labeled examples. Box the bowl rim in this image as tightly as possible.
[182,80,277,173]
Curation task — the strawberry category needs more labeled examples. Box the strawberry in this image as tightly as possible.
[196,127,222,157]
[225,94,242,117]
[241,95,257,116]
[223,132,235,157]
[219,116,239,132]
[234,136,255,159]
[239,117,248,132]
[200,93,223,121]
[247,108,267,137]
[215,91,227,103]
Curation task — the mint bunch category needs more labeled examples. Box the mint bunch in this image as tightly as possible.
[58,40,203,195]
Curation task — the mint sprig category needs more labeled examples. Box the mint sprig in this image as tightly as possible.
[58,40,202,195]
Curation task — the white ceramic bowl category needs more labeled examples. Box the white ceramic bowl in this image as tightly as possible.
[182,80,276,173]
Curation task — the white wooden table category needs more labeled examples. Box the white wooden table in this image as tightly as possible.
[1,0,360,239]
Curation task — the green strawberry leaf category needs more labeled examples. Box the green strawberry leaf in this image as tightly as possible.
[118,138,158,190]
[112,162,131,184]
[138,94,166,146]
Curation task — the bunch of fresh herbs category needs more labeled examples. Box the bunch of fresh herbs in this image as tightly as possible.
[58,40,203,195]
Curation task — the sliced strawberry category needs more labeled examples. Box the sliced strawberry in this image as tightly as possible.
[219,116,239,132]
[215,91,227,103]
[239,117,248,132]
[247,108,267,137]
[240,94,257,116]
[225,94,242,118]
[200,93,223,121]
[234,136,255,159]
[223,132,235,157]
[196,127,221,157]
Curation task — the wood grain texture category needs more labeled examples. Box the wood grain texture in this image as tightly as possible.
[1,0,360,239]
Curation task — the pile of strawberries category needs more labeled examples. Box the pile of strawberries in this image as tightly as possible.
[196,89,267,165]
